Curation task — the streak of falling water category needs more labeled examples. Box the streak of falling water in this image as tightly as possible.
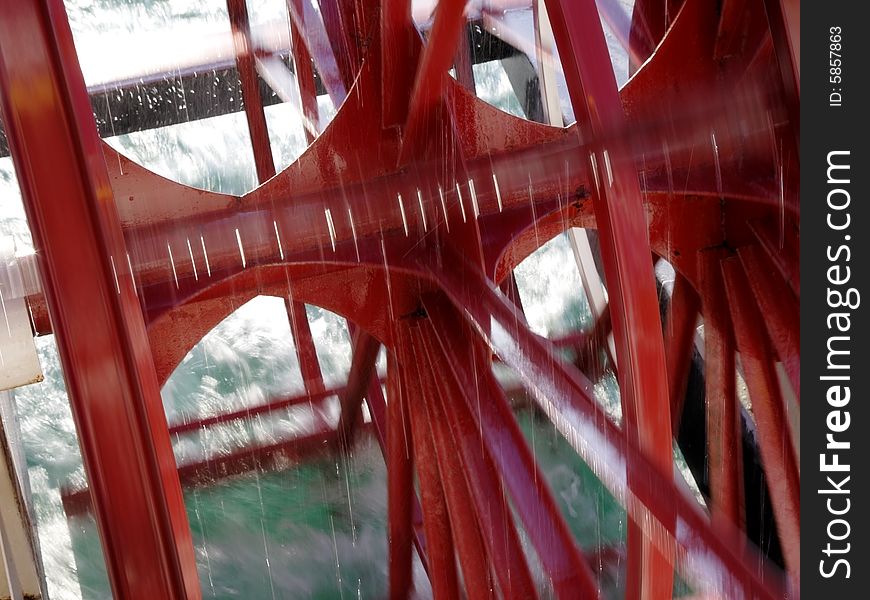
[438,184,450,231]
[492,171,503,212]
[762,108,787,248]
[0,289,11,337]
[342,455,358,545]
[416,188,428,232]
[528,174,541,248]
[663,139,675,272]
[329,512,345,600]
[455,181,467,223]
[1,4,639,595]
[468,178,480,218]
[103,90,124,174]
[259,519,278,600]
[711,130,726,237]
[235,228,247,268]
[397,193,409,236]
[191,488,216,597]
[167,241,180,288]
[325,208,337,251]
[273,220,285,260]
[381,237,396,323]
[347,207,360,261]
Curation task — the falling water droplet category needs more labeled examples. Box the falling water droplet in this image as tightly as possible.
[186,238,199,281]
[200,234,212,277]
[167,242,179,288]
[602,149,613,187]
[455,182,467,223]
[325,208,337,251]
[347,207,360,261]
[235,228,247,268]
[397,193,409,236]
[273,220,285,260]
[109,255,121,294]
[492,172,503,212]
[589,153,600,193]
[437,184,450,232]
[416,188,428,232]
[468,178,480,218]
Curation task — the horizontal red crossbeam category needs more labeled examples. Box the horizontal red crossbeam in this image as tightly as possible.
[167,381,380,436]
[62,421,375,518]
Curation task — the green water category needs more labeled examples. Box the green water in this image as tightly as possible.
[59,409,629,600]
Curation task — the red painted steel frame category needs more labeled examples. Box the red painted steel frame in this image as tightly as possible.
[228,0,277,183]
[288,0,319,144]
[698,250,743,531]
[427,246,787,599]
[285,298,328,395]
[3,0,801,596]
[722,257,800,582]
[336,329,382,444]
[419,368,495,600]
[403,327,461,600]
[422,300,597,598]
[543,0,675,597]
[386,349,415,600]
[0,0,200,597]
[664,274,700,432]
[738,244,800,402]
[411,322,539,600]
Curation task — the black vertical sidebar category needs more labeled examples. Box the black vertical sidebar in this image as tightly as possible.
[803,2,869,598]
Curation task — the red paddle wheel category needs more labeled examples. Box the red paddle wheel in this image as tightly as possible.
[0,0,799,597]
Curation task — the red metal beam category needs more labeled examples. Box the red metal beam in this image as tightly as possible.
[403,325,461,600]
[336,328,382,445]
[386,346,415,600]
[419,364,495,600]
[227,0,277,183]
[543,1,675,595]
[288,0,319,144]
[168,384,341,436]
[0,1,200,597]
[499,271,525,314]
[595,0,645,69]
[715,0,752,60]
[286,0,347,106]
[575,304,614,382]
[400,0,467,161]
[737,244,800,402]
[411,324,538,600]
[360,371,431,572]
[664,273,701,432]
[284,298,326,395]
[453,24,476,94]
[380,0,420,128]
[421,299,598,598]
[721,257,800,580]
[760,0,800,143]
[627,0,679,71]
[749,219,800,297]
[319,0,355,88]
[63,422,373,517]
[698,250,743,530]
[426,245,787,599]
